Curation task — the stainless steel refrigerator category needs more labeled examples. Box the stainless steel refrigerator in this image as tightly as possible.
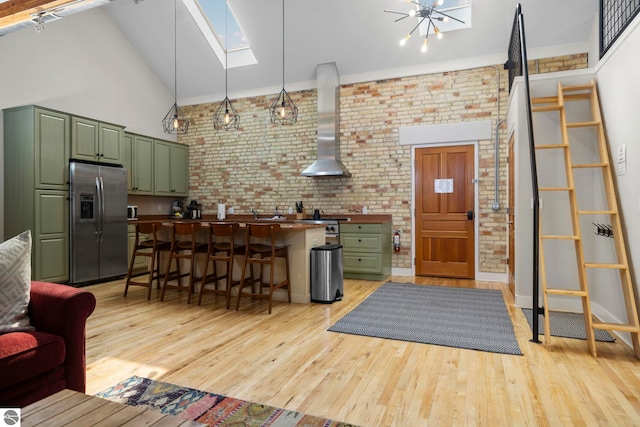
[69,161,128,286]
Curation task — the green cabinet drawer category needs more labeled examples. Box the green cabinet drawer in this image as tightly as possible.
[341,234,381,252]
[343,253,383,274]
[341,223,382,234]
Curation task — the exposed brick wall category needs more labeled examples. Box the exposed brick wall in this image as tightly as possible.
[528,53,589,75]
[179,54,587,275]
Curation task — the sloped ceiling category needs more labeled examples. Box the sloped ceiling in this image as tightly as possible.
[1,0,600,105]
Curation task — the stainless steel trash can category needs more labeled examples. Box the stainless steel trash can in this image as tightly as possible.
[310,244,344,303]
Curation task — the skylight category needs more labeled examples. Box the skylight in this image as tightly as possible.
[182,0,256,68]
[418,0,472,37]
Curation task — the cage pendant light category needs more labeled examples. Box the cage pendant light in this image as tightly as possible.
[213,0,239,131]
[163,0,189,134]
[269,0,297,125]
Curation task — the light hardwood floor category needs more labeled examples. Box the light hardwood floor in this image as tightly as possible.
[84,276,640,426]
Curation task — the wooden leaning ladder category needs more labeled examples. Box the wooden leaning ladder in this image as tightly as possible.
[531,80,640,358]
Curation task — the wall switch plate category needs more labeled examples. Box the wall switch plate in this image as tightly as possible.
[616,143,627,176]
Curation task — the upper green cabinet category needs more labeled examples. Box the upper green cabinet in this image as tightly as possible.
[154,140,188,197]
[71,116,124,165]
[124,133,154,195]
[34,109,70,190]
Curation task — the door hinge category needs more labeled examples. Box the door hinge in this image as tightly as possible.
[414,257,416,266]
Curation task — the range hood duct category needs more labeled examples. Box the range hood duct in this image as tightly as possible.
[301,62,351,177]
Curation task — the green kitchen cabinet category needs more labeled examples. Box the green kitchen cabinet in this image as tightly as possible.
[34,190,69,283]
[124,133,154,195]
[154,139,188,197]
[340,222,392,281]
[3,105,70,282]
[71,116,124,165]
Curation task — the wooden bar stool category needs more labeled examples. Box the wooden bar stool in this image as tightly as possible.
[198,222,246,308]
[124,221,171,300]
[160,222,208,304]
[236,223,291,314]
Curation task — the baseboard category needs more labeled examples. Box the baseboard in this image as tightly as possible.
[391,267,413,276]
[475,272,507,283]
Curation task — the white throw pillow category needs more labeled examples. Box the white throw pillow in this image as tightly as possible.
[0,230,34,334]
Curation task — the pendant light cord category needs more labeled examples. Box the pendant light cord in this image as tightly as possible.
[282,0,285,88]
[225,0,228,98]
[174,0,177,106]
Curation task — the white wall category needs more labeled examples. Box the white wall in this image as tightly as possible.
[0,7,175,240]
[509,15,640,347]
[595,16,640,326]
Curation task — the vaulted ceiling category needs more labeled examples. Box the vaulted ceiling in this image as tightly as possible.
[1,0,599,105]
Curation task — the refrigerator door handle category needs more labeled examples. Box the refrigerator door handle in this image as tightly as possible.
[98,176,105,242]
[95,176,102,242]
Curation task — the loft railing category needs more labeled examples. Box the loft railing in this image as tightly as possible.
[600,0,640,58]
[505,4,542,344]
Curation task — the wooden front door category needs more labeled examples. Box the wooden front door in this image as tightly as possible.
[508,135,516,296]
[415,145,475,278]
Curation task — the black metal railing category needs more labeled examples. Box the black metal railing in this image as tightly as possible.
[505,4,543,344]
[600,0,640,58]
[506,5,522,93]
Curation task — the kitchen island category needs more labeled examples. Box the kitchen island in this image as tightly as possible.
[133,217,326,304]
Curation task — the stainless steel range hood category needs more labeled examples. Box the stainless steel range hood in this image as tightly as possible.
[301,62,351,177]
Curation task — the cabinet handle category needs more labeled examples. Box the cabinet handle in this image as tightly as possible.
[358,258,362,262]
[358,239,361,242]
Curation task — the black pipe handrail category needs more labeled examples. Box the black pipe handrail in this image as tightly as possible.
[506,4,542,344]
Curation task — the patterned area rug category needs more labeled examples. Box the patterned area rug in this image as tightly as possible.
[522,308,615,342]
[96,376,355,426]
[328,282,523,355]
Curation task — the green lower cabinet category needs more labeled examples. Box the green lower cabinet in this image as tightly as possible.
[340,222,391,281]
[34,190,69,282]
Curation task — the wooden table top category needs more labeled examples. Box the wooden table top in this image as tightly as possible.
[21,389,204,426]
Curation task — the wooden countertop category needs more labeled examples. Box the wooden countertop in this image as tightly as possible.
[137,213,392,225]
[132,217,324,230]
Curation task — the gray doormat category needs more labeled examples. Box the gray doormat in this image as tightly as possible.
[522,308,615,342]
[328,282,522,355]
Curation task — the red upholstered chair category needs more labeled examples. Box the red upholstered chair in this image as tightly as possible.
[0,281,96,407]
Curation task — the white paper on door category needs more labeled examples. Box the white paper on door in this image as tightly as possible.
[434,178,454,193]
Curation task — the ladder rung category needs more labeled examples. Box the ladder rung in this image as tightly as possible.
[578,210,617,215]
[563,93,592,101]
[566,121,601,128]
[562,84,594,93]
[532,96,558,105]
[536,144,568,149]
[584,263,627,270]
[593,321,640,333]
[542,235,579,240]
[539,187,573,192]
[532,105,562,113]
[546,289,588,297]
[572,163,608,169]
